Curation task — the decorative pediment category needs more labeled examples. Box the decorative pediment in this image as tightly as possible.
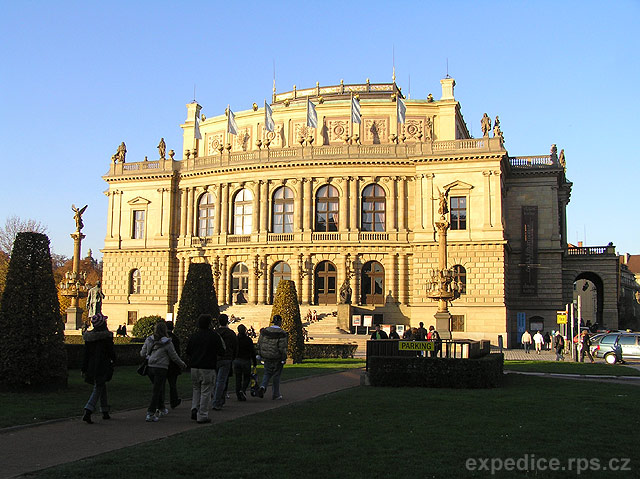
[127,196,151,206]
[443,180,473,191]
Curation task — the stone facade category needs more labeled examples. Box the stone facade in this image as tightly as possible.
[101,77,616,346]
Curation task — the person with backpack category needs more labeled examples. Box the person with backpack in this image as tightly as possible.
[428,325,442,358]
[257,315,288,400]
[553,332,565,361]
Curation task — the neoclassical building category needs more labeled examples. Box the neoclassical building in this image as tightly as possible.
[101,77,618,346]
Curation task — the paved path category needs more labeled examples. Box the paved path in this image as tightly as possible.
[0,369,361,479]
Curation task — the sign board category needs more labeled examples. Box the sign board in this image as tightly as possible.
[363,315,373,327]
[399,341,435,351]
[517,312,526,333]
[352,315,361,326]
[396,325,405,336]
[556,311,567,324]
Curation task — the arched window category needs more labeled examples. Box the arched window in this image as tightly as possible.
[198,192,215,237]
[129,269,141,295]
[314,260,337,304]
[272,187,294,233]
[452,265,466,295]
[361,184,386,232]
[231,262,249,304]
[233,188,253,235]
[361,261,384,305]
[271,261,292,302]
[315,185,339,232]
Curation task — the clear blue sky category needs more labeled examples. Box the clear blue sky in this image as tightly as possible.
[1,0,638,259]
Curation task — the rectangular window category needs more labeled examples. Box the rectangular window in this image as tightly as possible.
[133,210,145,239]
[451,315,465,332]
[450,197,466,230]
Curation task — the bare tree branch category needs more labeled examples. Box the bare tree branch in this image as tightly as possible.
[0,215,48,256]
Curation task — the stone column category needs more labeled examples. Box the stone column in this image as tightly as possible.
[425,174,435,237]
[349,176,358,231]
[385,253,397,303]
[387,177,396,231]
[339,178,348,231]
[177,255,186,302]
[493,170,503,231]
[180,187,188,237]
[260,180,269,233]
[483,170,492,229]
[294,180,302,232]
[303,178,313,232]
[220,255,228,305]
[258,254,267,304]
[305,253,313,304]
[213,184,221,235]
[252,183,259,234]
[296,253,303,303]
[187,187,195,237]
[399,253,408,305]
[414,175,424,231]
[220,184,229,235]
[398,177,406,231]
[353,254,360,305]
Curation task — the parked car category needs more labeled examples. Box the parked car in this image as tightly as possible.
[591,332,640,364]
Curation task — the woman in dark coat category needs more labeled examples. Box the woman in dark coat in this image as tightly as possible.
[81,313,116,424]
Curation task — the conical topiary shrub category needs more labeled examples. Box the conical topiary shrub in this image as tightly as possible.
[271,280,304,363]
[0,232,67,390]
[174,262,219,345]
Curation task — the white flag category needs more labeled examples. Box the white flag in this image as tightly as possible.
[194,111,202,140]
[306,98,318,128]
[264,100,275,132]
[397,96,406,124]
[351,96,361,124]
[227,106,238,135]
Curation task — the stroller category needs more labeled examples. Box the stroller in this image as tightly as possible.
[249,366,260,396]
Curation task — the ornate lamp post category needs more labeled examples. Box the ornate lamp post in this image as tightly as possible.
[425,190,461,339]
[60,205,89,330]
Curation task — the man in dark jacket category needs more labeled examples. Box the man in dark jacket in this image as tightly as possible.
[186,314,224,423]
[166,321,182,409]
[370,323,388,340]
[257,315,288,400]
[212,314,238,410]
[81,313,116,424]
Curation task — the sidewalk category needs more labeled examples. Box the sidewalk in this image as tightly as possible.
[0,369,361,479]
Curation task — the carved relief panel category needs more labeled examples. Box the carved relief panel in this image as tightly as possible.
[363,118,388,144]
[293,122,315,144]
[234,127,252,151]
[325,118,350,143]
[401,118,424,141]
[207,132,224,155]
[260,124,285,148]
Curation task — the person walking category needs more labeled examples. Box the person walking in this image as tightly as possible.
[579,330,595,363]
[553,332,565,361]
[543,331,552,351]
[212,314,238,411]
[388,325,400,339]
[257,314,288,400]
[140,321,186,422]
[533,331,544,355]
[402,326,413,340]
[186,314,225,423]
[165,321,182,409]
[370,323,388,340]
[428,325,442,358]
[416,322,427,341]
[521,330,532,354]
[233,324,257,401]
[81,313,116,424]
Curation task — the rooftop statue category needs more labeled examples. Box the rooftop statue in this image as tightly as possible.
[481,113,491,138]
[437,188,449,218]
[115,142,127,163]
[157,138,166,159]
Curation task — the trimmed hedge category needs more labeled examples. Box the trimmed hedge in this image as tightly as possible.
[368,353,504,388]
[303,343,357,359]
[66,343,144,369]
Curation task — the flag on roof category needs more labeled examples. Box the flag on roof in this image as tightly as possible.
[264,100,275,132]
[194,111,202,140]
[227,106,238,135]
[306,98,318,128]
[397,96,406,124]
[351,96,361,124]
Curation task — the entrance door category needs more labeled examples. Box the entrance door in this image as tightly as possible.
[315,261,337,305]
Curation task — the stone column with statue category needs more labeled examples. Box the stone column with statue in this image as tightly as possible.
[60,205,90,330]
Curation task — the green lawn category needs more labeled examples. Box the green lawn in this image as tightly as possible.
[505,360,640,376]
[0,359,364,428]
[25,374,639,479]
